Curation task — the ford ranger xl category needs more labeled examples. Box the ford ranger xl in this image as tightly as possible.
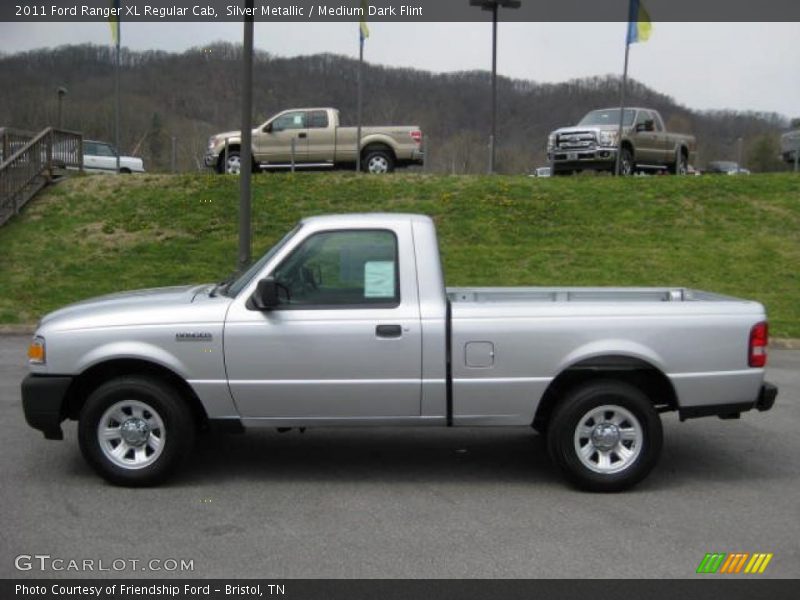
[22,214,776,491]
[205,108,423,174]
[547,107,695,176]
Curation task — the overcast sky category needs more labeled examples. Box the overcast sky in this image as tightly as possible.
[1,21,798,118]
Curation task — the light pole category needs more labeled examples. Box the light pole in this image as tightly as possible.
[238,0,254,272]
[56,87,67,129]
[470,0,520,174]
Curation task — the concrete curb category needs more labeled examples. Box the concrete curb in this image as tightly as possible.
[2,323,799,349]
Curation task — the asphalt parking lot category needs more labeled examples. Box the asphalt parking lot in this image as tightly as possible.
[1,334,798,579]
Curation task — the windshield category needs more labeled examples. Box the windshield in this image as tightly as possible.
[578,109,636,127]
[224,224,302,297]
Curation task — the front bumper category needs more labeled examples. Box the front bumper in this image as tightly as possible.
[21,374,73,440]
[204,151,218,168]
[548,146,618,169]
[679,382,778,421]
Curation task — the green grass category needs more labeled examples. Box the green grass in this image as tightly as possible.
[1,172,799,337]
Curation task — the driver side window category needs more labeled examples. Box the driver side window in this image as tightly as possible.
[271,112,307,131]
[272,230,399,308]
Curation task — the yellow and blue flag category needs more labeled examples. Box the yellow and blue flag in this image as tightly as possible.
[626,0,651,45]
[360,0,369,43]
[108,0,121,47]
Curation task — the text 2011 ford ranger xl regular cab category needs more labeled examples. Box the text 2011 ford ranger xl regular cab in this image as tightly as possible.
[22,214,777,491]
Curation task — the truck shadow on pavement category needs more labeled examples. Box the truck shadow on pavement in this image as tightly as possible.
[181,427,562,487]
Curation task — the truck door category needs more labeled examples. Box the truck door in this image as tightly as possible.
[650,111,672,164]
[224,225,422,419]
[305,110,336,162]
[633,110,659,164]
[255,110,308,164]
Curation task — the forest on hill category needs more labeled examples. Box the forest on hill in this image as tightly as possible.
[0,43,794,173]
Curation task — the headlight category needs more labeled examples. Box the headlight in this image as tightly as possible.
[598,131,619,147]
[208,136,219,149]
[28,336,46,365]
[547,133,556,150]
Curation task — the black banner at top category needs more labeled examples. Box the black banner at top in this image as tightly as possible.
[4,0,800,22]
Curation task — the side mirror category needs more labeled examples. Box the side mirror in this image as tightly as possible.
[636,120,654,132]
[251,278,280,310]
[264,123,273,133]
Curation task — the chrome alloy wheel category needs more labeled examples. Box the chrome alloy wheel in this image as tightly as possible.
[225,154,241,174]
[573,404,643,474]
[97,399,166,470]
[367,155,389,173]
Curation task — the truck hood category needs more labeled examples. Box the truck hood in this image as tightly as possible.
[554,124,626,134]
[38,284,220,331]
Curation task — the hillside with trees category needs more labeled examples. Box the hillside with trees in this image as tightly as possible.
[0,43,793,173]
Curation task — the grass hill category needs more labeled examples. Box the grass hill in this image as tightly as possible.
[0,172,798,337]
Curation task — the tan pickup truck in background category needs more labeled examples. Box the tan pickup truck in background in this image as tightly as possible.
[547,107,696,176]
[205,107,424,174]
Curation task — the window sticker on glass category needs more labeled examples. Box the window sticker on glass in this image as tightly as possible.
[293,115,303,125]
[364,261,395,298]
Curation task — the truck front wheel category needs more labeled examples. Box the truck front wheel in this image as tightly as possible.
[618,148,634,176]
[78,377,195,486]
[546,380,662,492]
[362,148,395,174]
[220,151,242,175]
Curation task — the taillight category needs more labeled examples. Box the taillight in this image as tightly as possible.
[410,130,422,144]
[748,321,768,367]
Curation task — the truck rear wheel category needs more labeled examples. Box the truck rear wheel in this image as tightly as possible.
[363,148,395,174]
[546,380,662,492]
[78,377,195,486]
[670,150,688,175]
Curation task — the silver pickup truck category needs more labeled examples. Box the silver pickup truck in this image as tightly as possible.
[22,214,777,491]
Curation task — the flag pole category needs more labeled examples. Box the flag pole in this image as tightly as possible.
[614,39,630,177]
[114,9,121,174]
[356,34,363,173]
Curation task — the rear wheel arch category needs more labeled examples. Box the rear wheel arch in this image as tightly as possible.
[533,355,678,433]
[66,358,208,429]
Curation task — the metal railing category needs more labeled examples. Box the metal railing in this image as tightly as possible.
[0,127,83,227]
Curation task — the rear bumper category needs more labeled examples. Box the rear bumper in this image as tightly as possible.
[21,374,73,440]
[679,382,778,421]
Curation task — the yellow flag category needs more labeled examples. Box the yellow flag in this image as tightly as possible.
[108,0,120,46]
[360,1,369,41]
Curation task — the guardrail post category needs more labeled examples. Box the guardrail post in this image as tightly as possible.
[291,137,296,172]
[171,136,177,173]
[224,138,229,173]
[46,130,53,182]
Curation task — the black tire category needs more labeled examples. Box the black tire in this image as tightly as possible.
[546,380,662,492]
[618,148,635,176]
[78,377,195,486]
[362,147,395,174]
[119,168,131,174]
